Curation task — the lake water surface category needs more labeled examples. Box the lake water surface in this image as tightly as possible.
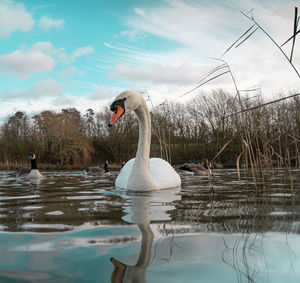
[0,169,300,282]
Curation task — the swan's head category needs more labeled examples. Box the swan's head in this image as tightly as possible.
[108,91,144,127]
[28,152,36,160]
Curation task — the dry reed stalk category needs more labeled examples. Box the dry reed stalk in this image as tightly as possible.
[206,159,214,194]
[236,152,243,184]
[216,59,261,188]
[242,137,258,189]
[254,114,274,189]
[210,138,233,164]
[235,27,259,48]
[241,10,300,77]
[168,129,171,164]
[290,133,300,167]
[148,94,172,163]
[158,126,171,163]
[224,92,300,119]
[286,149,294,194]
[289,7,298,62]
[275,152,284,169]
[221,24,257,57]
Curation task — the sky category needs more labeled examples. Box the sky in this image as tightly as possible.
[0,0,299,122]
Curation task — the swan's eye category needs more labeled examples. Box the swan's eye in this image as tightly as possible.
[110,98,126,112]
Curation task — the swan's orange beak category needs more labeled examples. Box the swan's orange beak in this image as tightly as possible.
[109,105,125,127]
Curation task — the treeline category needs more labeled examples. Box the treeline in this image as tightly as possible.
[0,89,299,169]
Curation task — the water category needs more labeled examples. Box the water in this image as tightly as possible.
[0,169,300,282]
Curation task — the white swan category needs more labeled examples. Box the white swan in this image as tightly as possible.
[108,90,181,191]
[16,152,43,179]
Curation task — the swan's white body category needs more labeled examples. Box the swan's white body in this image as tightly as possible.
[111,91,181,191]
[116,158,181,190]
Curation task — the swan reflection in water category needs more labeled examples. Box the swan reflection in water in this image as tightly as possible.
[110,187,181,283]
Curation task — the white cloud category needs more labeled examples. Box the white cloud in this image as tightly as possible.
[118,29,144,41]
[39,15,65,31]
[72,46,94,59]
[52,96,74,106]
[58,66,86,77]
[0,84,117,122]
[0,49,55,78]
[128,1,279,53]
[113,63,208,86]
[89,85,115,100]
[108,0,300,98]
[50,45,94,64]
[23,42,93,64]
[0,0,34,37]
[31,41,55,52]
[0,42,95,78]
[58,66,75,76]
[0,79,63,99]
[133,7,146,18]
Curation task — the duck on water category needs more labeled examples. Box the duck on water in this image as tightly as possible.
[83,160,111,176]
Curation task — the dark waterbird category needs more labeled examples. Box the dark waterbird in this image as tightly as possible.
[83,160,111,176]
[16,152,43,179]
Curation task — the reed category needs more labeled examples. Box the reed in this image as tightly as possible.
[170,6,300,190]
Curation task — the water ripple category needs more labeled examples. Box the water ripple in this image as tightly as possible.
[0,169,298,233]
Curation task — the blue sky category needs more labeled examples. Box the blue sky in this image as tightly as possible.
[0,0,299,121]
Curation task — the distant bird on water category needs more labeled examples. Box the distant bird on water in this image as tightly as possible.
[16,152,43,179]
[84,160,111,176]
[178,162,210,176]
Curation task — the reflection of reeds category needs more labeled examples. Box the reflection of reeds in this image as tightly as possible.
[222,233,266,283]
[152,222,180,264]
[147,93,172,163]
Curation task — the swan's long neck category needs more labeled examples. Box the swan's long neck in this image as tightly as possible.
[127,100,156,190]
[135,101,151,164]
[136,223,154,268]
[121,223,154,282]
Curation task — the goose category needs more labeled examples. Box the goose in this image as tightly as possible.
[16,152,43,179]
[83,160,111,176]
[108,90,181,191]
[178,162,210,176]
